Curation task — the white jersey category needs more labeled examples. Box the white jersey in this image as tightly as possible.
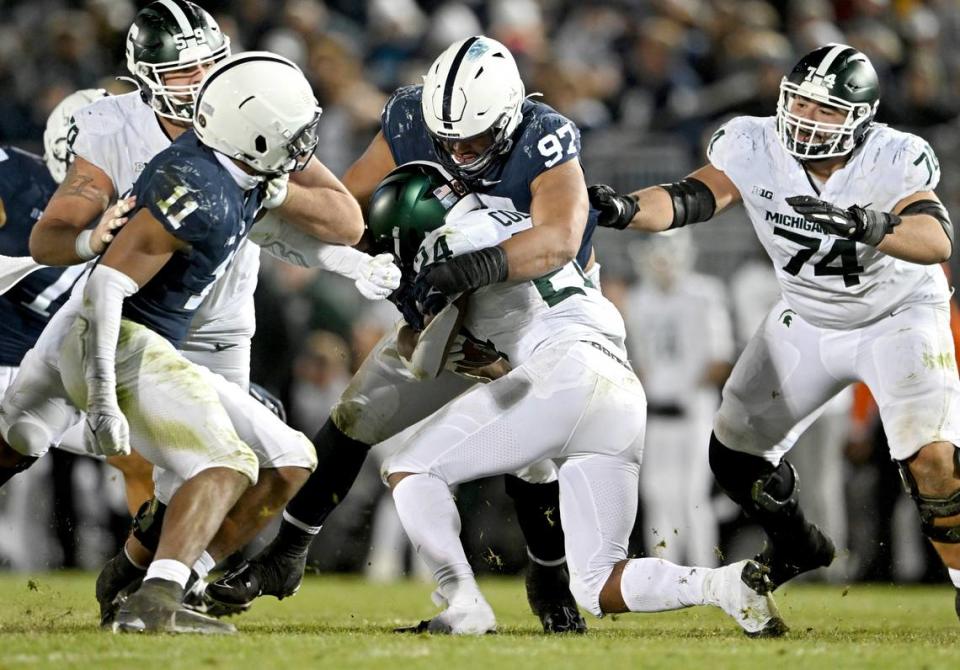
[624,273,734,406]
[416,207,627,366]
[708,116,949,329]
[70,92,259,345]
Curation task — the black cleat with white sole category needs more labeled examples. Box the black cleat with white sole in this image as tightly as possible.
[95,551,145,628]
[206,547,306,609]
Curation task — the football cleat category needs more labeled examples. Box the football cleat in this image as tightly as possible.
[182,576,250,619]
[756,522,836,589]
[525,561,587,634]
[112,578,236,635]
[704,560,788,638]
[95,551,145,628]
[395,589,496,635]
[206,547,305,609]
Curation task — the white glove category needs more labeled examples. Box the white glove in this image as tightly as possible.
[262,173,290,210]
[355,253,402,300]
[84,390,130,457]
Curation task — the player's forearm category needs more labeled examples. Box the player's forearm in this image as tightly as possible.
[29,219,92,266]
[876,214,952,264]
[625,187,676,232]
[251,214,363,273]
[81,265,139,402]
[500,220,581,281]
[275,182,364,246]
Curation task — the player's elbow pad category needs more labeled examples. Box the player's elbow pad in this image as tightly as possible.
[900,199,954,256]
[659,178,716,229]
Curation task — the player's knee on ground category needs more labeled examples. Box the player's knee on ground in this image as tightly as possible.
[708,432,798,514]
[567,559,613,617]
[901,441,960,543]
[4,418,52,459]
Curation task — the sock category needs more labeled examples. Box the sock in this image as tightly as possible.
[192,551,216,580]
[392,474,478,605]
[279,419,372,554]
[619,558,707,612]
[145,559,192,588]
[504,476,566,563]
[949,568,960,589]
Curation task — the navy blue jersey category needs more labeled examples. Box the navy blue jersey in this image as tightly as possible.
[0,146,86,367]
[121,131,262,346]
[381,86,598,268]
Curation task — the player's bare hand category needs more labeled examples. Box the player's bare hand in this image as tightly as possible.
[91,196,136,254]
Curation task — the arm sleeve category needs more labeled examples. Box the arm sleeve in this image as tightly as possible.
[249,211,364,277]
[81,264,139,405]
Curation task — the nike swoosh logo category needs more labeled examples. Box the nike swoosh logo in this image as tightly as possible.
[213,342,238,352]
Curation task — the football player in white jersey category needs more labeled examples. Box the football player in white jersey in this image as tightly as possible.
[366,162,786,636]
[589,44,960,618]
[0,0,391,624]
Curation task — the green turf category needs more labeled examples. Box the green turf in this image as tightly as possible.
[0,573,958,670]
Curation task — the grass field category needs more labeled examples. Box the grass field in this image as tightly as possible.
[1,573,959,670]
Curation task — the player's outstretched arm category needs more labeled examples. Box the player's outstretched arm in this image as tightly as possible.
[30,157,134,266]
[588,164,741,233]
[265,156,364,247]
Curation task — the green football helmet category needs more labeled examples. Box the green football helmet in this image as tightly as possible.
[367,161,478,270]
[776,44,879,160]
[125,0,231,121]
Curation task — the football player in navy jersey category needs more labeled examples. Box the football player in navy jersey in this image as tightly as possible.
[209,35,597,633]
[0,52,350,634]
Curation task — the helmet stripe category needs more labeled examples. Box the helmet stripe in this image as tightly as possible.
[157,0,196,38]
[442,36,479,123]
[197,52,299,100]
[815,43,854,76]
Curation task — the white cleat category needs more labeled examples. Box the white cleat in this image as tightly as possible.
[396,589,497,635]
[704,559,788,638]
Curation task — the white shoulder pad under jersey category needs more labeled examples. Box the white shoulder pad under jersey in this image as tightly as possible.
[70,91,171,197]
[707,116,948,329]
[417,206,627,365]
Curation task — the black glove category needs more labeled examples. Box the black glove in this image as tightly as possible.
[588,184,638,230]
[413,247,509,317]
[387,278,425,331]
[786,195,900,246]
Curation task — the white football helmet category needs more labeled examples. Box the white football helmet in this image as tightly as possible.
[43,88,109,184]
[421,35,525,180]
[193,51,322,176]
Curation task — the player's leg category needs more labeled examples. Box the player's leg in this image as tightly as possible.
[710,302,849,587]
[207,328,473,605]
[860,301,960,620]
[639,415,689,562]
[60,319,257,633]
[560,453,786,637]
[385,342,642,633]
[504,466,586,633]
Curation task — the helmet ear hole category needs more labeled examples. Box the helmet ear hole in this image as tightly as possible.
[255,135,267,153]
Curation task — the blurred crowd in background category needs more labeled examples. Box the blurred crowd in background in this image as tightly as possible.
[1,0,958,585]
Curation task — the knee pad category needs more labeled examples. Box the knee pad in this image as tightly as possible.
[5,420,53,458]
[898,461,960,543]
[131,497,167,553]
[709,432,798,515]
